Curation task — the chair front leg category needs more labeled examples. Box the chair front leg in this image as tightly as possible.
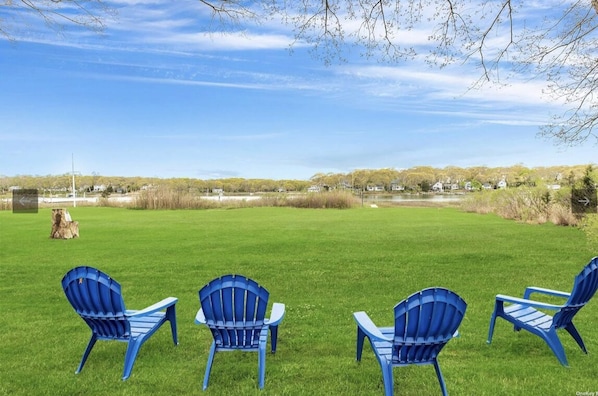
[542,331,569,367]
[356,326,366,361]
[487,299,503,344]
[258,342,267,389]
[122,339,142,380]
[381,360,394,396]
[269,325,279,353]
[165,304,178,345]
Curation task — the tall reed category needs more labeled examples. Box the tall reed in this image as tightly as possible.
[131,188,217,210]
[129,188,358,210]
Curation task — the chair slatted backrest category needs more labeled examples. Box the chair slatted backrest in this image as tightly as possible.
[62,266,130,339]
[199,275,269,349]
[393,288,467,364]
[553,257,598,329]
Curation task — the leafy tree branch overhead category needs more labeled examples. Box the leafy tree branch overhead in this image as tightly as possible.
[3,0,597,146]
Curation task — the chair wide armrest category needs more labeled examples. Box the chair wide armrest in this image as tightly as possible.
[496,294,563,310]
[523,286,571,300]
[195,308,206,325]
[127,296,178,317]
[265,302,285,327]
[353,311,392,343]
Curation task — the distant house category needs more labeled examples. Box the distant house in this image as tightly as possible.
[93,184,107,192]
[339,181,353,190]
[464,182,473,191]
[212,188,223,194]
[366,185,385,192]
[497,179,507,189]
[307,186,321,193]
[390,180,405,191]
[482,183,493,190]
[432,181,444,192]
[442,183,458,191]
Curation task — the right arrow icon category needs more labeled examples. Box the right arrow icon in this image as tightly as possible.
[578,197,591,206]
[572,188,597,214]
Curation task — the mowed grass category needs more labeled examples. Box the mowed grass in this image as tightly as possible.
[0,206,597,395]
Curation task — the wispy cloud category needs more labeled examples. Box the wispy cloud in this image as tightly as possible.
[333,59,565,116]
[85,73,280,90]
[149,31,295,51]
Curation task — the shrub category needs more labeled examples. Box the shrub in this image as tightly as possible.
[580,214,598,246]
[460,190,495,214]
[0,196,11,211]
[460,187,579,226]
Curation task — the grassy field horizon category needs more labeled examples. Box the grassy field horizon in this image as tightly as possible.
[1,206,597,395]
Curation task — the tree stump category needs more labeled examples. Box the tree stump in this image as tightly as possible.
[50,209,79,239]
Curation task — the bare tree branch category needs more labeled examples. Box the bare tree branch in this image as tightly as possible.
[2,0,598,146]
[198,0,259,28]
[2,0,115,38]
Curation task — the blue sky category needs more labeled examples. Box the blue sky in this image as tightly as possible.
[1,1,596,180]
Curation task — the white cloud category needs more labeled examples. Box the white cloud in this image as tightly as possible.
[149,31,294,51]
[335,61,561,108]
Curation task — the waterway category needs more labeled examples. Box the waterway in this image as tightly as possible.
[361,193,465,203]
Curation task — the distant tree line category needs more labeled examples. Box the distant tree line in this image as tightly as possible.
[310,165,596,192]
[0,164,595,195]
[0,174,311,195]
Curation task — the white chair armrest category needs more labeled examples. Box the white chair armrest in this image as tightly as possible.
[496,294,563,310]
[265,302,285,327]
[195,308,206,325]
[353,311,392,343]
[127,297,178,317]
[523,286,570,300]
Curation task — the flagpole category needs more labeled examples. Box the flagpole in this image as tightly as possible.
[72,153,76,208]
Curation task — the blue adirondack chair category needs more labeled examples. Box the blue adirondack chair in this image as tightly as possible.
[487,256,598,366]
[354,287,467,396]
[195,274,285,390]
[61,266,178,380]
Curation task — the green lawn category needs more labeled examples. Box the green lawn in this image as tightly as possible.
[1,206,596,395]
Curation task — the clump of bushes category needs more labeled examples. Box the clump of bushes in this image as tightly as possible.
[460,187,578,226]
[580,214,598,246]
[0,197,11,211]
